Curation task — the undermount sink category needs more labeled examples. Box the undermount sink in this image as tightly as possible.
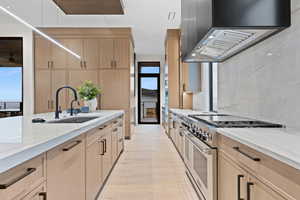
[47,116,99,124]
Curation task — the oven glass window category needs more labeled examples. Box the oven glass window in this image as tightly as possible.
[193,147,208,187]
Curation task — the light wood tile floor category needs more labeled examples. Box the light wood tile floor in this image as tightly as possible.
[98,125,199,200]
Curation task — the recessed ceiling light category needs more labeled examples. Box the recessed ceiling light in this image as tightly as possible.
[267,52,273,56]
[192,53,196,57]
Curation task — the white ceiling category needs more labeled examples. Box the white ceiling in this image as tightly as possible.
[0,0,181,55]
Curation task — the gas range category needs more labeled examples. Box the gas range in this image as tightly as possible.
[181,113,284,147]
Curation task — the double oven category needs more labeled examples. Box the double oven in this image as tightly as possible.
[181,121,217,200]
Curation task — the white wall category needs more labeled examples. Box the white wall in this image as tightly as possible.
[0,16,34,115]
[193,63,210,111]
[218,2,300,129]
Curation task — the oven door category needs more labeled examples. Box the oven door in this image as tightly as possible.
[186,133,217,200]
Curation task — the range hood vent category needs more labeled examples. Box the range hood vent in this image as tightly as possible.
[181,0,291,63]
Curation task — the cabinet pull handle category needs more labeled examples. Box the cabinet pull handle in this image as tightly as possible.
[51,100,54,109]
[47,100,50,109]
[247,182,254,200]
[110,60,114,68]
[99,125,107,130]
[39,192,47,200]
[119,138,123,143]
[62,140,82,151]
[237,175,244,200]
[233,147,260,162]
[104,139,107,153]
[51,61,54,69]
[113,121,118,124]
[47,61,50,69]
[84,61,87,69]
[0,168,36,189]
[113,128,118,132]
[99,140,105,155]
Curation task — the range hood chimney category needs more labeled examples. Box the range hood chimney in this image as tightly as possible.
[181,0,291,62]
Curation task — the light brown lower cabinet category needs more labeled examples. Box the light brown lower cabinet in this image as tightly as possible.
[47,135,86,200]
[86,127,105,200]
[0,155,46,200]
[111,126,118,164]
[218,150,286,200]
[101,129,112,180]
[21,183,46,200]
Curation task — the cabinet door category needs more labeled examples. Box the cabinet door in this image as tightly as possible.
[51,70,68,111]
[35,70,51,113]
[114,39,129,69]
[35,38,51,69]
[84,39,99,69]
[182,62,190,92]
[86,135,103,200]
[218,151,247,200]
[102,132,112,180]
[111,127,118,164]
[47,135,85,200]
[65,39,83,69]
[99,69,129,109]
[51,39,67,69]
[99,39,114,69]
[248,176,286,200]
[21,183,46,200]
[69,70,99,105]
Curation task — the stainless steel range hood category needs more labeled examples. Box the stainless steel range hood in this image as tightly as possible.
[181,0,291,63]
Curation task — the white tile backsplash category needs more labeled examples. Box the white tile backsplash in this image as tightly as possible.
[218,6,300,129]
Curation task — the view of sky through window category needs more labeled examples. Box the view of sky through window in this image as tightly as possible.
[0,67,22,102]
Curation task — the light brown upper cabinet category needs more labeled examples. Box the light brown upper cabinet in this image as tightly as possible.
[99,69,130,109]
[99,39,114,69]
[99,38,129,69]
[35,70,51,113]
[35,38,52,69]
[35,38,67,70]
[83,39,100,69]
[114,39,130,68]
[65,39,84,69]
[51,39,67,69]
[66,39,99,69]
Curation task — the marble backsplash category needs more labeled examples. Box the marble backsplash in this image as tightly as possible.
[218,2,300,129]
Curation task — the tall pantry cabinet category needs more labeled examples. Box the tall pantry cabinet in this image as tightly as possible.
[34,28,135,138]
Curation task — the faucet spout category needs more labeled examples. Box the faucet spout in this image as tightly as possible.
[55,86,78,119]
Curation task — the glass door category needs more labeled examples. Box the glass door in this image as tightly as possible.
[138,62,160,124]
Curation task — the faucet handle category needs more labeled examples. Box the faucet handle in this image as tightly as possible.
[58,106,62,113]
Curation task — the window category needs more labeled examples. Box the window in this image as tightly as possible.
[0,38,23,117]
[140,66,160,74]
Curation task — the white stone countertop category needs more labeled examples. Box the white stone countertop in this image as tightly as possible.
[169,108,213,116]
[169,109,300,170]
[217,128,300,170]
[0,110,124,173]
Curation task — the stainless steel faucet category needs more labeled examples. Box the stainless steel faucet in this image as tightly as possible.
[55,86,78,119]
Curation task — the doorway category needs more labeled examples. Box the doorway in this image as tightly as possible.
[138,62,160,124]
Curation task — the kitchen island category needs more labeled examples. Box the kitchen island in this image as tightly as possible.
[0,110,125,200]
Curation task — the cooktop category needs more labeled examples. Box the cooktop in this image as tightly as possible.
[188,114,283,128]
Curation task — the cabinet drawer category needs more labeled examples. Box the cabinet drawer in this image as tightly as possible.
[86,123,109,146]
[0,154,46,200]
